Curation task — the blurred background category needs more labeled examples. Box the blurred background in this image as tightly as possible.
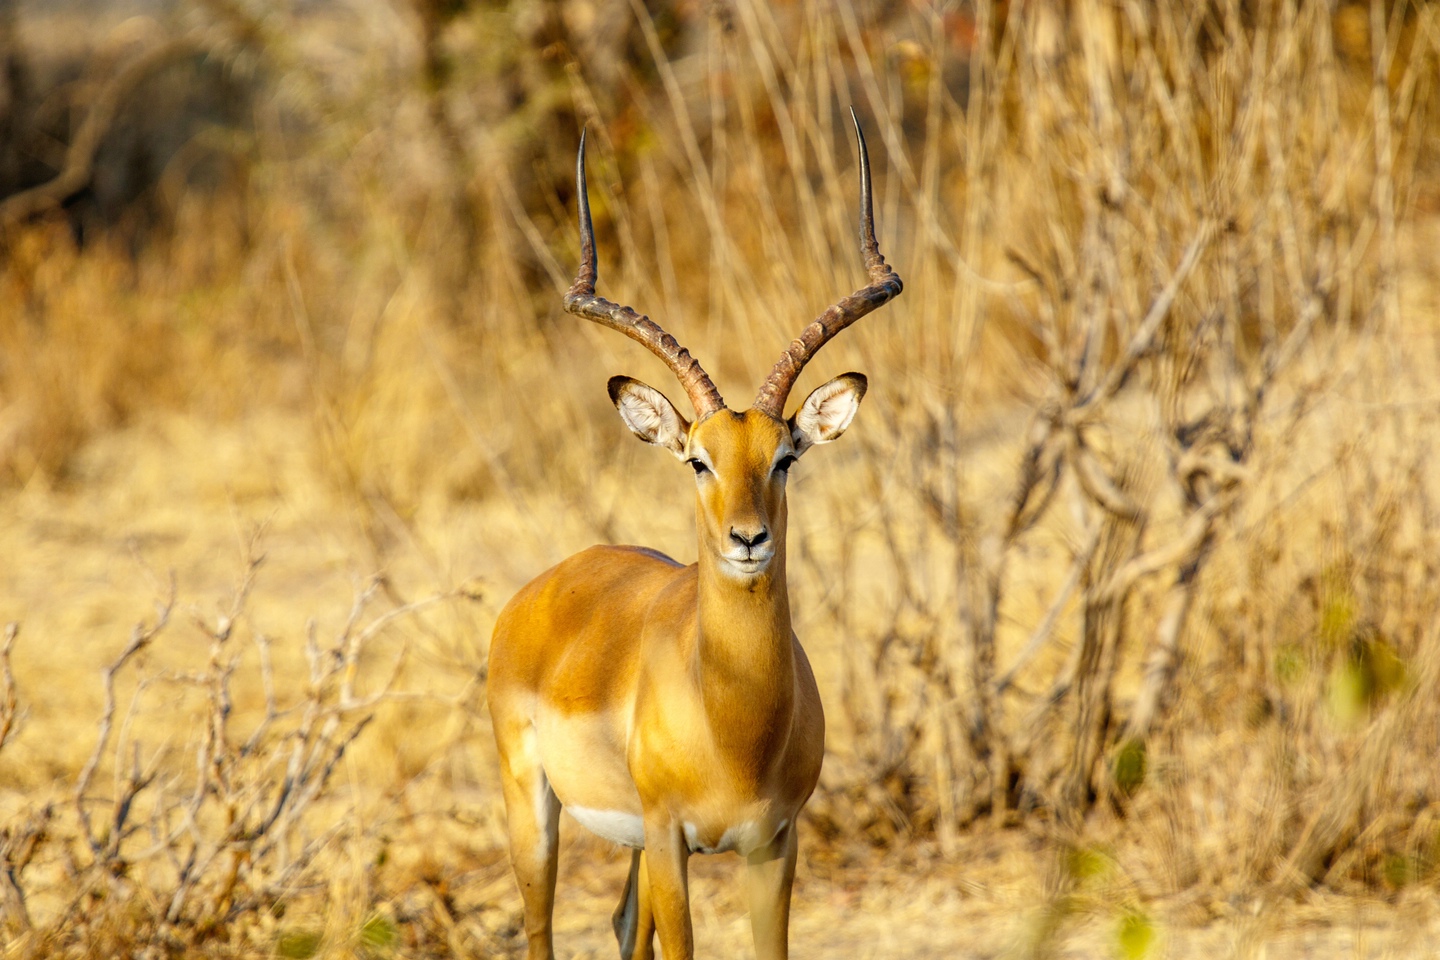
[1,0,1439,956]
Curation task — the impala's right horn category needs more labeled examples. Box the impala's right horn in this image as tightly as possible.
[753,109,903,419]
[563,131,727,421]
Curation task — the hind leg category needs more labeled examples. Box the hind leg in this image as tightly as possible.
[496,719,562,960]
[612,850,655,960]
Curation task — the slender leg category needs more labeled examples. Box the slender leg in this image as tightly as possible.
[634,851,655,959]
[745,824,799,960]
[496,722,561,960]
[643,817,693,960]
[612,850,655,960]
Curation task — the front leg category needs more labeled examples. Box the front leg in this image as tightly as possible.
[745,823,799,960]
[642,815,693,960]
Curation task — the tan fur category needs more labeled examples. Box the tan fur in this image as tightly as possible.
[489,406,833,960]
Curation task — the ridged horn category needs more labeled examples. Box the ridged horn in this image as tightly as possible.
[753,109,902,418]
[563,130,725,420]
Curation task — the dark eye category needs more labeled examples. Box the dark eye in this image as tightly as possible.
[688,459,710,476]
[776,455,797,475]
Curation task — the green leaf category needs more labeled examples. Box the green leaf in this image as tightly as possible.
[1116,909,1156,960]
[276,929,322,959]
[1114,738,1147,795]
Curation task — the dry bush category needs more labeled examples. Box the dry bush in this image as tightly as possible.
[797,0,1440,895]
[0,537,460,957]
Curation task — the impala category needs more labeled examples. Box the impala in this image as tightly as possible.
[487,111,902,960]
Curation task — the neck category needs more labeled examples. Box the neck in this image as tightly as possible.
[694,542,796,772]
[696,548,792,648]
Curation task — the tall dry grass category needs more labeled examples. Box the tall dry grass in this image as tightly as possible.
[2,0,1440,955]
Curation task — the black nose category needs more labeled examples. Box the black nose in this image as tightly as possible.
[729,527,770,549]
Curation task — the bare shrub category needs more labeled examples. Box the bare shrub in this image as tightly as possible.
[0,540,455,956]
[801,0,1440,897]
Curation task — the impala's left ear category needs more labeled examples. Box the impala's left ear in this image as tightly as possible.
[789,372,868,456]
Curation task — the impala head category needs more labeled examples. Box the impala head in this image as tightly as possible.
[563,110,902,580]
[606,373,867,578]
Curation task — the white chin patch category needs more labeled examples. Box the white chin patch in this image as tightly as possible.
[722,555,770,578]
[568,806,646,848]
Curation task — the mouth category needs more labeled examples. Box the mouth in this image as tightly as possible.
[722,552,773,576]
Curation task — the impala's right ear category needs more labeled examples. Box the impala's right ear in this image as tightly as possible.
[608,376,691,459]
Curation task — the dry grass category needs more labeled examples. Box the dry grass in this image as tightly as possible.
[2,0,1440,956]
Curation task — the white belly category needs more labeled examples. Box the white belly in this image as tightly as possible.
[535,706,644,843]
[568,806,646,848]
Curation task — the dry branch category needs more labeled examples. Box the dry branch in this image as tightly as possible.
[0,624,18,752]
[73,583,175,860]
[993,520,1102,696]
[0,38,199,228]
